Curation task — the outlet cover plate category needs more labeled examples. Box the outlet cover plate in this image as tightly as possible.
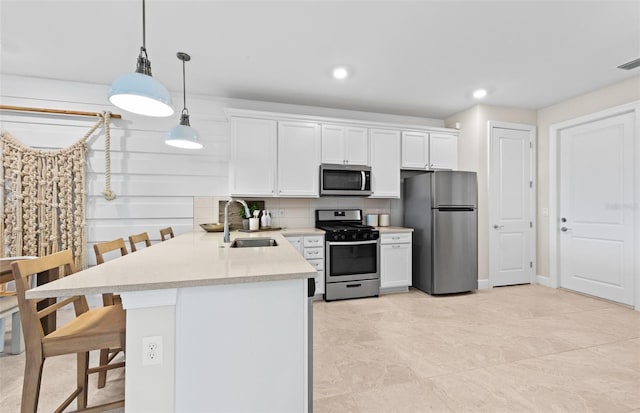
[142,335,163,366]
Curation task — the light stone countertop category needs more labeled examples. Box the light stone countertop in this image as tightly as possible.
[26,231,316,300]
[376,226,414,233]
[279,227,325,236]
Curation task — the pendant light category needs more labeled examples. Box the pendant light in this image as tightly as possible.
[108,0,173,117]
[166,52,202,149]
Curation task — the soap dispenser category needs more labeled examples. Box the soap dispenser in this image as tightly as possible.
[260,210,269,228]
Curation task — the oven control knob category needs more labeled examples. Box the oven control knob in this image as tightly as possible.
[351,233,357,240]
[362,233,369,240]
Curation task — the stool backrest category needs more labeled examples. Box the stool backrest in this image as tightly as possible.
[159,227,175,241]
[128,232,151,252]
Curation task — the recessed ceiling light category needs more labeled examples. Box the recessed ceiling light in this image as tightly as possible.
[473,89,487,99]
[332,66,349,80]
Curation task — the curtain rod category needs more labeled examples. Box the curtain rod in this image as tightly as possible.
[0,105,122,119]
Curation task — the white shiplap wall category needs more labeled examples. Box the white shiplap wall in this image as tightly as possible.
[1,74,444,266]
[0,75,230,266]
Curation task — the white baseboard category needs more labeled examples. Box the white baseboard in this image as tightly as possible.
[536,275,553,288]
[380,286,410,295]
[478,279,490,289]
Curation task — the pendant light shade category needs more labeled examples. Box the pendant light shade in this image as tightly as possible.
[109,72,173,117]
[108,0,173,117]
[166,52,202,149]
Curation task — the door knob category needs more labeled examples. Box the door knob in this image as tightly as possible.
[560,227,569,232]
[493,225,504,230]
[561,217,567,223]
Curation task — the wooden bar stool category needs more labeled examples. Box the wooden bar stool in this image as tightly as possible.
[92,238,128,388]
[11,250,125,412]
[159,226,175,241]
[128,232,151,252]
[0,257,36,354]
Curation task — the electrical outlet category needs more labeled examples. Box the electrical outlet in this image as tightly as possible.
[142,336,163,366]
[277,209,285,217]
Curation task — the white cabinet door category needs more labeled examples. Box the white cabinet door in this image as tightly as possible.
[429,133,458,170]
[321,124,345,165]
[321,125,369,165]
[370,129,401,198]
[380,242,412,289]
[284,236,303,254]
[344,126,369,165]
[401,131,429,169]
[230,117,277,196]
[277,121,321,197]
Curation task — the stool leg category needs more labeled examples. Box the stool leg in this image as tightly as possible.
[77,352,89,410]
[21,354,44,413]
[11,311,24,354]
[98,348,109,388]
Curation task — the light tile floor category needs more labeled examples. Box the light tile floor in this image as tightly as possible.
[313,285,640,413]
[1,284,639,412]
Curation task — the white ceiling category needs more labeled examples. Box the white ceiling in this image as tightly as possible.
[1,0,639,119]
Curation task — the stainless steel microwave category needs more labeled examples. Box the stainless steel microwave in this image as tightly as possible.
[320,164,372,196]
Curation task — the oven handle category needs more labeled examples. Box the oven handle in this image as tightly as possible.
[327,240,379,246]
[361,171,366,191]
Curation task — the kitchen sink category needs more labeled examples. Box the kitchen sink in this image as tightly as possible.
[230,237,278,248]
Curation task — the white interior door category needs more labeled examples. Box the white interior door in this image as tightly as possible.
[489,124,534,287]
[559,112,635,305]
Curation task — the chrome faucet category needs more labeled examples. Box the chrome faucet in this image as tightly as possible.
[223,198,251,243]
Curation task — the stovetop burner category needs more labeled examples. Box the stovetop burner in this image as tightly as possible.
[315,209,379,242]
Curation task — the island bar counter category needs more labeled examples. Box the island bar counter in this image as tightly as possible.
[26,231,316,412]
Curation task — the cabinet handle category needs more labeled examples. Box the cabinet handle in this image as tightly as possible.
[392,237,400,240]
[392,245,401,249]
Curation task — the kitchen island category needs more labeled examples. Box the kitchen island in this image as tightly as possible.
[26,231,316,412]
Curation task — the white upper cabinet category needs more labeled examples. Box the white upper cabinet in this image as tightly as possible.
[429,133,458,170]
[277,121,321,197]
[227,109,457,198]
[401,131,429,169]
[321,124,369,165]
[369,128,401,198]
[230,117,277,197]
[401,131,458,170]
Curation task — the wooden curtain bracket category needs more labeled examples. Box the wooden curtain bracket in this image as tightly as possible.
[0,104,122,119]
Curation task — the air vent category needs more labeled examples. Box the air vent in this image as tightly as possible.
[617,58,640,70]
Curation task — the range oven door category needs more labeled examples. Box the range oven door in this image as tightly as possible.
[326,240,379,283]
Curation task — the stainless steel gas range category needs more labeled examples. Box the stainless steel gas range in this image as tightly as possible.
[315,209,380,301]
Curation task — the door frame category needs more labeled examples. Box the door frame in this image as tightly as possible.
[548,101,640,310]
[487,121,537,287]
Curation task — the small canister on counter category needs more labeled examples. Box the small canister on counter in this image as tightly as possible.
[378,214,390,227]
[366,214,379,227]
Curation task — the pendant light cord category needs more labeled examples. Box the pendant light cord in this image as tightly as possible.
[182,60,187,112]
[142,0,146,51]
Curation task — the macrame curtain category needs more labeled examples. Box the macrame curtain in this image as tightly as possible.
[0,112,113,270]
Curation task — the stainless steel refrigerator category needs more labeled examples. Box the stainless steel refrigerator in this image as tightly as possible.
[403,171,478,294]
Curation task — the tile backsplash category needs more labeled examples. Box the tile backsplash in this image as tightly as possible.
[193,197,394,230]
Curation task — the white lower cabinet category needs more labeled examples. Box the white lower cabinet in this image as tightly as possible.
[285,234,325,295]
[380,232,412,290]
